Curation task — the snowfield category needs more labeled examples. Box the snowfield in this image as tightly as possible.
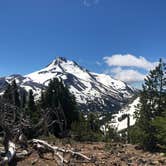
[100,97,139,132]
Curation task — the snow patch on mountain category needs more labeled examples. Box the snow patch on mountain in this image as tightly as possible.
[0,57,137,112]
[111,97,140,131]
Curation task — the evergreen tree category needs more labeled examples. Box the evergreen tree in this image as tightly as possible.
[39,90,45,108]
[87,113,100,133]
[152,116,166,146]
[71,112,102,142]
[135,59,166,151]
[27,90,39,124]
[28,90,35,111]
[3,83,13,103]
[60,84,79,128]
[150,61,166,147]
[43,78,78,125]
[40,78,79,136]
[21,91,26,108]
[71,113,88,141]
[11,80,21,107]
[3,80,21,107]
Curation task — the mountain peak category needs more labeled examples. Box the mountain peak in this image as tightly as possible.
[46,56,68,68]
[52,56,67,65]
[55,56,67,62]
[47,57,84,70]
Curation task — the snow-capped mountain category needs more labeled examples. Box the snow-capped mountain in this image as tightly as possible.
[0,57,137,112]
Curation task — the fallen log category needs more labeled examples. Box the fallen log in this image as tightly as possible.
[15,150,32,160]
[32,139,92,165]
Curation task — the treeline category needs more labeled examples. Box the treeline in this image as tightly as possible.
[0,78,111,141]
[0,78,79,138]
[129,59,166,151]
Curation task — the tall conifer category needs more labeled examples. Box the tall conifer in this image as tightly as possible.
[135,59,166,151]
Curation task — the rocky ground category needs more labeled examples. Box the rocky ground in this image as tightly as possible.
[16,141,166,166]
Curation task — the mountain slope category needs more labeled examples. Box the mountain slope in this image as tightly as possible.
[111,97,139,131]
[100,97,139,133]
[0,57,137,112]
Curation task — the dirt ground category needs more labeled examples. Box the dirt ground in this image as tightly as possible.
[17,141,166,166]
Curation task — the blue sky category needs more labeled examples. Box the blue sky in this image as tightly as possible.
[0,0,166,87]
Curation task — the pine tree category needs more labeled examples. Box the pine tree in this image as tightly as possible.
[27,90,39,124]
[3,80,21,107]
[135,59,166,151]
[71,113,88,141]
[11,80,21,107]
[28,90,35,111]
[60,84,79,128]
[3,83,13,103]
[152,116,166,145]
[39,78,79,136]
[150,60,166,146]
[41,78,79,128]
[21,91,26,108]
[87,113,100,133]
[40,90,45,108]
[71,112,102,142]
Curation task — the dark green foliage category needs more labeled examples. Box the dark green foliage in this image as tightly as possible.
[40,90,45,108]
[134,59,166,151]
[40,78,79,136]
[28,90,35,111]
[87,113,100,133]
[152,116,166,146]
[43,78,78,128]
[71,112,103,142]
[3,81,41,132]
[21,91,26,108]
[135,91,157,151]
[3,84,13,103]
[1,78,81,139]
[128,125,143,144]
[27,90,39,124]
[11,80,21,107]
[3,80,21,107]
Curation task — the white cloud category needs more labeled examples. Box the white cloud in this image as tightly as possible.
[103,54,158,70]
[106,67,146,83]
[82,0,100,7]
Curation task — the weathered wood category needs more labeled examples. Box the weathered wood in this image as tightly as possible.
[0,102,93,165]
[0,141,16,165]
[32,139,92,165]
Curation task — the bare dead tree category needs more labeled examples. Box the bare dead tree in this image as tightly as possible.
[36,102,68,138]
[0,102,19,165]
[0,100,34,165]
[0,101,92,165]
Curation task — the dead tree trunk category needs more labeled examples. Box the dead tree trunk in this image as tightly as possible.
[32,139,92,165]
